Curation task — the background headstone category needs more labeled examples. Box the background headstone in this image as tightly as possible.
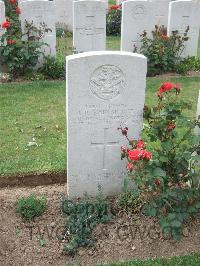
[66,51,147,197]
[19,0,56,58]
[73,0,106,53]
[121,0,155,52]
[167,0,200,57]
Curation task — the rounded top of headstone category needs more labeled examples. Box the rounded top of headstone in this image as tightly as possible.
[66,51,147,61]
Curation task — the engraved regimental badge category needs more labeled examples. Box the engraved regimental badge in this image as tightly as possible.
[90,65,126,100]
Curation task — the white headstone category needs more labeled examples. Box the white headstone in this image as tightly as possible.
[73,0,106,53]
[54,0,73,31]
[19,0,56,57]
[121,0,156,52]
[66,51,147,198]
[0,0,5,40]
[167,0,200,57]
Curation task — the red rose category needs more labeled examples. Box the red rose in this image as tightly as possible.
[16,7,21,14]
[10,0,16,4]
[162,82,175,92]
[127,163,134,171]
[157,82,181,98]
[137,139,144,149]
[2,20,11,29]
[155,179,161,186]
[110,5,120,10]
[128,149,142,161]
[167,123,176,131]
[141,150,152,160]
[161,35,169,41]
[7,39,16,44]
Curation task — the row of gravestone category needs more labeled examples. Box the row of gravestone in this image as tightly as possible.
[17,0,109,32]
[1,0,200,59]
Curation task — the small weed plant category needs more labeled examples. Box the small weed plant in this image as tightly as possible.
[61,187,112,256]
[119,82,200,240]
[116,178,144,214]
[39,55,65,79]
[16,194,47,220]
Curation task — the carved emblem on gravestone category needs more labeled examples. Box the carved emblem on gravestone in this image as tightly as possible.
[89,65,126,100]
[133,5,146,20]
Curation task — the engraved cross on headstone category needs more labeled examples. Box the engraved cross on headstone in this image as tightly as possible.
[91,128,119,171]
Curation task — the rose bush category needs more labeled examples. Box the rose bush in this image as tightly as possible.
[0,0,51,78]
[119,82,200,240]
[137,25,189,76]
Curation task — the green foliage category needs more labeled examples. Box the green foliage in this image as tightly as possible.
[39,56,65,79]
[138,25,189,76]
[56,27,72,38]
[145,188,200,240]
[120,82,200,240]
[16,194,47,220]
[106,7,121,36]
[61,188,112,256]
[176,57,200,75]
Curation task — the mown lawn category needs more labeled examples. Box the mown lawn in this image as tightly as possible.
[104,253,200,266]
[0,77,199,177]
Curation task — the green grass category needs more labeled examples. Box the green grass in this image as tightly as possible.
[104,253,200,266]
[0,81,66,176]
[0,77,199,177]
[57,36,120,61]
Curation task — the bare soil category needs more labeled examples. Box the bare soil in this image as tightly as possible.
[0,171,66,188]
[0,184,200,266]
